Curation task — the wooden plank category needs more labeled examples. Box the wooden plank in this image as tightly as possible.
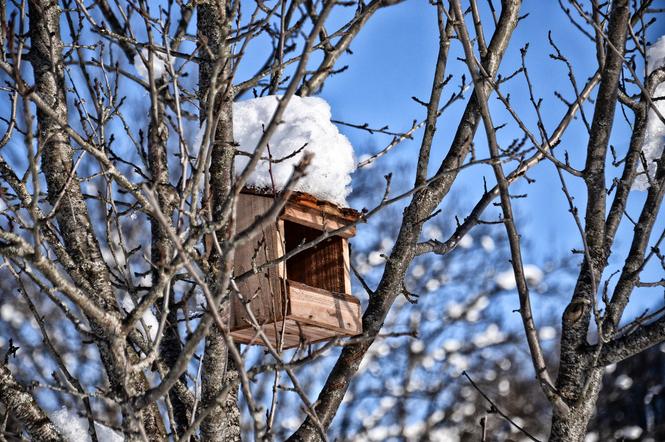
[282,204,356,238]
[341,238,352,295]
[232,193,286,330]
[241,189,361,223]
[286,192,361,222]
[287,280,362,335]
[230,319,340,349]
[231,320,301,349]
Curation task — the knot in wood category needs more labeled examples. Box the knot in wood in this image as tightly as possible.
[563,298,590,325]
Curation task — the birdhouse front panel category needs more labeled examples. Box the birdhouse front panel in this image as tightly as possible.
[230,191,362,349]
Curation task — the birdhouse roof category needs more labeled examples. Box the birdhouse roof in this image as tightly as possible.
[241,187,361,224]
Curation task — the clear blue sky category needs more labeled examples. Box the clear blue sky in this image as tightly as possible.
[278,2,665,323]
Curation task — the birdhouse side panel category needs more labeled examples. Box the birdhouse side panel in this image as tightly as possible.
[232,193,287,331]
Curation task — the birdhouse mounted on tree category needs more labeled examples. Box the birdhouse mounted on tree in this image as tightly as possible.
[230,189,362,349]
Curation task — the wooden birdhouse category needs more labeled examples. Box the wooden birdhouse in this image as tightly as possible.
[230,190,362,349]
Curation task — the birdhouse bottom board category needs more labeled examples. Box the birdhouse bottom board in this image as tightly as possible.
[230,192,362,349]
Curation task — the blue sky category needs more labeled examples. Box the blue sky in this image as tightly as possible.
[0,0,658,330]
[277,1,665,323]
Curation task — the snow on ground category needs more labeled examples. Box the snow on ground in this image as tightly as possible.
[231,95,355,206]
[51,408,123,442]
[634,35,665,190]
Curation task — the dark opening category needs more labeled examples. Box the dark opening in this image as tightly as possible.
[283,220,345,294]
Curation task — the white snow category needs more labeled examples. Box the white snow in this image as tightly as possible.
[368,251,384,266]
[120,295,159,341]
[538,326,557,340]
[425,278,441,292]
[446,302,464,319]
[458,233,474,249]
[448,353,468,372]
[495,270,516,290]
[465,309,480,322]
[614,426,643,440]
[424,225,443,241]
[280,417,301,431]
[635,35,665,190]
[498,379,510,394]
[481,235,495,252]
[133,48,170,80]
[0,303,23,327]
[495,264,544,290]
[411,264,426,278]
[233,95,355,206]
[443,338,462,353]
[615,374,634,390]
[585,433,599,442]
[356,424,460,442]
[51,408,123,442]
[410,339,425,353]
[472,323,506,348]
[468,295,489,314]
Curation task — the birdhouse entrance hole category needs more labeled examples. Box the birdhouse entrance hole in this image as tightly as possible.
[230,191,362,349]
[283,221,347,295]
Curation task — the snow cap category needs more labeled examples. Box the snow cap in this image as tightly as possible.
[233,95,355,206]
[133,48,170,80]
[634,35,665,190]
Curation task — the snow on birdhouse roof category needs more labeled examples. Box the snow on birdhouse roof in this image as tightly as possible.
[233,95,355,207]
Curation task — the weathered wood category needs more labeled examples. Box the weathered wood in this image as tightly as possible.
[282,204,356,237]
[230,191,362,348]
[286,192,360,222]
[287,280,361,334]
[232,193,286,329]
[231,319,346,349]
[241,188,361,222]
[341,239,352,295]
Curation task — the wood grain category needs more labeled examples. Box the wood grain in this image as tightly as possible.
[282,204,356,238]
[231,191,362,347]
[231,193,286,330]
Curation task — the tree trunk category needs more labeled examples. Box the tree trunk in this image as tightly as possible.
[549,369,603,441]
[198,1,241,441]
[28,0,165,438]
